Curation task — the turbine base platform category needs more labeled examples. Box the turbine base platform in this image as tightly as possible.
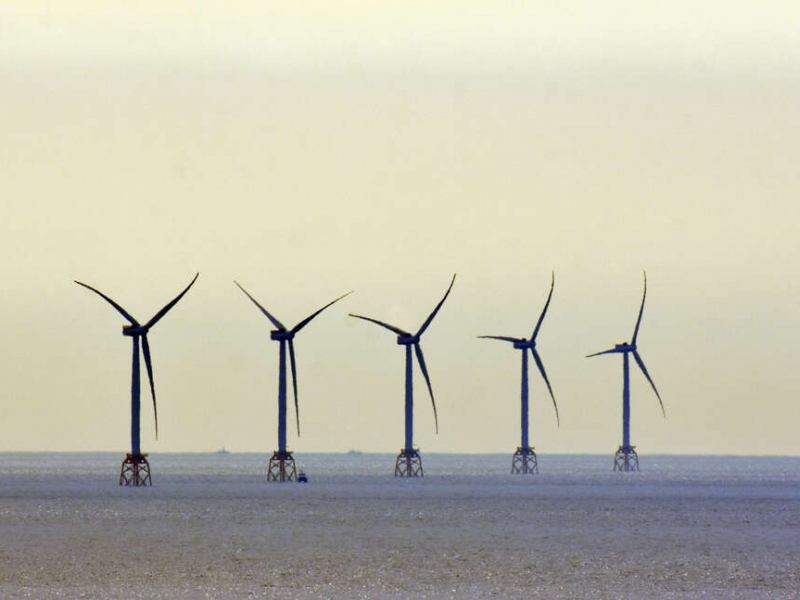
[511,446,538,474]
[395,448,423,477]
[267,451,297,482]
[120,453,152,486]
[613,446,639,472]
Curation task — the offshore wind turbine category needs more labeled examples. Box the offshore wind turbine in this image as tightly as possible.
[350,274,456,477]
[479,272,559,474]
[235,282,352,482]
[587,272,665,471]
[75,273,199,486]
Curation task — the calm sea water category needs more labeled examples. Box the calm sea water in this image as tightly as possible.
[2,452,799,489]
[1,453,798,599]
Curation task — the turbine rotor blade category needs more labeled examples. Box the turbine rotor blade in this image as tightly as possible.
[74,281,139,326]
[289,339,300,437]
[477,335,519,343]
[532,348,559,427]
[531,271,555,342]
[145,273,199,329]
[292,291,354,334]
[348,314,410,336]
[415,273,456,337]
[413,343,439,434]
[234,281,286,331]
[633,349,665,418]
[141,334,158,439]
[586,348,619,358]
[632,270,647,344]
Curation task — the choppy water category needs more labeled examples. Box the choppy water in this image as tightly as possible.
[1,453,798,599]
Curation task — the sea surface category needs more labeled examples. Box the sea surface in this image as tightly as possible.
[1,453,798,599]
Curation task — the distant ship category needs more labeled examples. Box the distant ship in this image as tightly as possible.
[216,448,230,455]
[347,450,363,455]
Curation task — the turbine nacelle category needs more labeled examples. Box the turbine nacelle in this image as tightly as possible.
[513,339,534,350]
[270,330,295,341]
[588,343,635,357]
[397,335,420,346]
[122,325,148,337]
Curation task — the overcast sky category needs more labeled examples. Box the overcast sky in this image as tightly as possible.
[1,1,799,455]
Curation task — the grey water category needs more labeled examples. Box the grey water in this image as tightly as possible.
[1,453,798,599]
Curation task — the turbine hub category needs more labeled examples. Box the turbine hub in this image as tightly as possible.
[270,330,294,341]
[513,339,533,350]
[615,342,633,351]
[397,335,419,346]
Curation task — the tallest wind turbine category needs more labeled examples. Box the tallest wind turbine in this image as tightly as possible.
[350,274,455,477]
[587,272,665,471]
[76,273,199,485]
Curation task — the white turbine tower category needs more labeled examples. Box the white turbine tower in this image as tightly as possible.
[76,273,199,486]
[479,272,559,474]
[350,274,456,477]
[235,282,352,482]
[587,271,665,471]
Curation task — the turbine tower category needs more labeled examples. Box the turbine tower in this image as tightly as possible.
[479,272,559,474]
[75,273,199,486]
[350,274,455,477]
[235,282,352,482]
[587,272,665,471]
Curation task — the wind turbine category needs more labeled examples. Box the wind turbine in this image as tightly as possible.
[350,274,456,477]
[479,272,559,474]
[587,271,665,471]
[75,273,199,486]
[235,282,352,482]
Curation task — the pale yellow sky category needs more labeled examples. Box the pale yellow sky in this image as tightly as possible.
[1,2,799,455]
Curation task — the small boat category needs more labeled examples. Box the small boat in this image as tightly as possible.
[298,470,308,483]
[216,448,230,455]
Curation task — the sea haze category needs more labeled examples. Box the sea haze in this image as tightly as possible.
[1,453,798,599]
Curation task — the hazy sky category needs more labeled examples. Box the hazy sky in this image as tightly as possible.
[2,1,799,455]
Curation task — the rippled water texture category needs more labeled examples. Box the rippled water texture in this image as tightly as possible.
[1,453,798,599]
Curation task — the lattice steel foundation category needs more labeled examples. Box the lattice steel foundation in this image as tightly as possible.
[511,446,538,474]
[395,448,423,477]
[120,453,151,486]
[613,446,639,472]
[267,451,296,482]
